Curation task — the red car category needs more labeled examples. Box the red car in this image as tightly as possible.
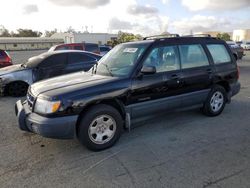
[0,50,12,68]
[49,43,101,55]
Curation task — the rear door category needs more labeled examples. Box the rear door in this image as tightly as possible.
[178,44,213,106]
[206,43,237,83]
[65,53,98,73]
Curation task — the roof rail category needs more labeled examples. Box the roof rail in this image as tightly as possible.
[143,34,180,40]
[182,34,212,38]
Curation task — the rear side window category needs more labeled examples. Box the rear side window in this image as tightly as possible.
[179,44,209,69]
[100,47,110,51]
[68,53,95,64]
[207,44,231,64]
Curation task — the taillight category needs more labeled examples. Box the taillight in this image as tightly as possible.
[5,55,12,63]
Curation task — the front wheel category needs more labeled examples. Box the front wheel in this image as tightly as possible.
[202,85,227,117]
[77,104,123,151]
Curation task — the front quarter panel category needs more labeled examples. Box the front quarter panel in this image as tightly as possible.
[55,78,132,116]
[1,69,33,86]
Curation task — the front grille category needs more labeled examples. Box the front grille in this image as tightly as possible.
[27,90,35,109]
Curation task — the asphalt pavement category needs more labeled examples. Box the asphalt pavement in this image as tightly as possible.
[0,51,250,188]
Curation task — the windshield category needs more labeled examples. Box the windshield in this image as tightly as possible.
[95,42,150,77]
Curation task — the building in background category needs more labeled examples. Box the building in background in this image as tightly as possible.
[233,29,250,42]
[0,37,63,51]
[51,32,118,45]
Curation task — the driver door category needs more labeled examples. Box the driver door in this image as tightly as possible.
[128,45,182,120]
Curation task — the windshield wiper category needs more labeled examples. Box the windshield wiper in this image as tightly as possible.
[91,62,99,75]
[103,64,114,77]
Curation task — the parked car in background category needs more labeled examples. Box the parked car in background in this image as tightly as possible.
[226,41,245,60]
[241,41,250,50]
[16,36,240,151]
[0,50,12,68]
[100,45,112,56]
[0,50,101,97]
[49,43,101,54]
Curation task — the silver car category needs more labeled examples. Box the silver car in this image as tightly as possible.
[0,50,101,97]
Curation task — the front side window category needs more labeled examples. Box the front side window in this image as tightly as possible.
[39,54,67,68]
[207,44,231,64]
[179,44,209,69]
[95,43,149,77]
[143,46,180,73]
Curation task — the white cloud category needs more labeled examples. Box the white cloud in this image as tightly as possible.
[109,18,135,30]
[182,0,250,11]
[161,0,169,5]
[48,0,110,9]
[171,15,230,34]
[127,4,158,16]
[23,4,39,15]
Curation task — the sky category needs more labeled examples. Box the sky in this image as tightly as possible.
[0,0,250,36]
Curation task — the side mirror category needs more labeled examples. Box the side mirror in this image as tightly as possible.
[141,65,156,75]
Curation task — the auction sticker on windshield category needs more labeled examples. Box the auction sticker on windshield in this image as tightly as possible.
[123,48,138,53]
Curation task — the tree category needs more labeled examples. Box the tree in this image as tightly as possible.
[0,26,11,37]
[217,33,231,41]
[107,31,142,47]
[12,29,42,37]
[44,29,57,37]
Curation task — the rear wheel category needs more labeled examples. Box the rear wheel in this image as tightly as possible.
[7,82,29,97]
[202,85,227,116]
[77,104,123,151]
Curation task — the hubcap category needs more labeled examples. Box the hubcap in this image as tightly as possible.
[88,115,116,145]
[210,91,224,112]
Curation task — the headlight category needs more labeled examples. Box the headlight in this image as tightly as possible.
[34,98,61,114]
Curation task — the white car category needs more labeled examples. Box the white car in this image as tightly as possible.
[241,41,250,50]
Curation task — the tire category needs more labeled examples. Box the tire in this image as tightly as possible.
[77,104,123,151]
[7,82,29,97]
[202,85,227,117]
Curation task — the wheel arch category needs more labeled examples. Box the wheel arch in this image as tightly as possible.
[4,80,29,96]
[75,98,126,136]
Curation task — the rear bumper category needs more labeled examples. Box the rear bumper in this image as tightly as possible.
[15,100,78,139]
[230,81,241,97]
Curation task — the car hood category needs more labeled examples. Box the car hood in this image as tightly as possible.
[31,72,116,96]
[0,64,25,76]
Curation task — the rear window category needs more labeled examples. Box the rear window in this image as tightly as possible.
[85,44,100,53]
[0,50,7,58]
[74,46,83,50]
[56,46,71,50]
[207,44,231,64]
[179,44,209,69]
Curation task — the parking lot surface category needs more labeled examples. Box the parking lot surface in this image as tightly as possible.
[0,51,250,188]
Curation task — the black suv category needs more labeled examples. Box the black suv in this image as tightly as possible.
[15,36,240,151]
